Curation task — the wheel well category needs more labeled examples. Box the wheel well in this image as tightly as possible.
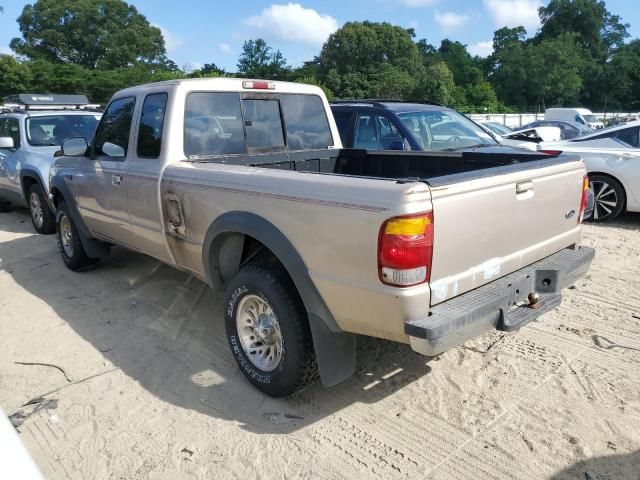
[212,233,284,288]
[50,187,64,209]
[20,175,39,201]
[588,171,627,208]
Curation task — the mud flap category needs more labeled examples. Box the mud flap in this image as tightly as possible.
[308,314,356,387]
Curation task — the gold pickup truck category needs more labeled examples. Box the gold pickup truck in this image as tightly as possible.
[49,78,594,397]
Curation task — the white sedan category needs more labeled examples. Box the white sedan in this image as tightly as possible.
[540,120,640,221]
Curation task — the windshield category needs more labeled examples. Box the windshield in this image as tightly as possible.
[398,110,497,150]
[583,115,600,124]
[26,115,100,147]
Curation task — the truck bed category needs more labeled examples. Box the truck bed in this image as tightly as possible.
[187,146,578,186]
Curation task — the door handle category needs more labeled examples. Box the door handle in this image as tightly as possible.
[516,181,534,194]
[112,174,122,186]
[621,152,634,159]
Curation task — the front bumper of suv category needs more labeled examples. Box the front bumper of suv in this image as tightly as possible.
[406,246,595,356]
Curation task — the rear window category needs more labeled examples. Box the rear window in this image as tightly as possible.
[280,94,332,150]
[185,92,246,156]
[242,99,285,150]
[183,92,332,157]
[26,115,100,147]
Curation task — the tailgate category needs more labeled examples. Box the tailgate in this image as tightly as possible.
[428,159,585,306]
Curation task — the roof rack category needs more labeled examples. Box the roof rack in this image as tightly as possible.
[1,93,92,110]
[330,98,444,107]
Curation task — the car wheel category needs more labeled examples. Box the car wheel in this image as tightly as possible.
[56,201,97,271]
[27,184,55,234]
[588,174,626,222]
[225,263,318,397]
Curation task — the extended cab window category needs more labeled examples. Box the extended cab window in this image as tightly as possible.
[0,118,20,149]
[94,97,136,158]
[242,99,284,150]
[280,94,332,150]
[137,93,168,158]
[185,92,245,156]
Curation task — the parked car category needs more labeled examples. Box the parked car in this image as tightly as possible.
[331,100,498,151]
[0,94,101,233]
[520,120,592,140]
[545,108,604,130]
[50,78,594,397]
[480,121,513,136]
[540,120,640,221]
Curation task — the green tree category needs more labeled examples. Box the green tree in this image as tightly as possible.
[0,55,32,97]
[438,39,483,86]
[413,62,456,105]
[237,39,289,79]
[10,0,167,69]
[538,0,629,59]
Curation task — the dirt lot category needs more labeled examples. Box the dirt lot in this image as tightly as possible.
[1,208,639,480]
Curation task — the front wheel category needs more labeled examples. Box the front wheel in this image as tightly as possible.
[588,174,626,222]
[28,184,55,234]
[56,202,96,271]
[225,263,318,397]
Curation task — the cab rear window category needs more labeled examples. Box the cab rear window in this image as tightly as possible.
[183,92,332,157]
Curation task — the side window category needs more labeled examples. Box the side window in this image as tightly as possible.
[378,116,405,149]
[137,93,168,158]
[184,92,245,157]
[0,118,21,149]
[332,111,353,146]
[354,114,382,150]
[615,126,639,148]
[242,99,285,150]
[94,97,136,158]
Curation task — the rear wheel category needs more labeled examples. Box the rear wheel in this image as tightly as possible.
[588,174,625,222]
[225,263,318,397]
[56,202,96,271]
[28,184,55,234]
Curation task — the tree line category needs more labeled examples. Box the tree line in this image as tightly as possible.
[1,0,638,113]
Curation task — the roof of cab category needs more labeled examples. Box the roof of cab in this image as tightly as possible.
[330,100,449,113]
[112,77,325,98]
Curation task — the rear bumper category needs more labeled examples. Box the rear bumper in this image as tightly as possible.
[406,246,595,356]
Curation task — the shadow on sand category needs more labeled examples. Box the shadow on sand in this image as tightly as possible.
[550,451,640,480]
[1,209,434,435]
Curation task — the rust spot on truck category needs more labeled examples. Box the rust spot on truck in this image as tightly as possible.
[163,191,186,238]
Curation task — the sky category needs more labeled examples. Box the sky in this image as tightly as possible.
[1,0,639,72]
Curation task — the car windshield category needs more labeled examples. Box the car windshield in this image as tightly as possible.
[484,123,513,136]
[26,115,100,147]
[397,110,496,150]
[583,114,599,124]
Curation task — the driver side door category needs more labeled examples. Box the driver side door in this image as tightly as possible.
[74,96,136,246]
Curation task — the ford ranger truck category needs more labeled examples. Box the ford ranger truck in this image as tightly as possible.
[49,79,594,397]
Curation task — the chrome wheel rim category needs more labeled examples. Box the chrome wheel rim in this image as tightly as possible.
[235,294,283,372]
[59,215,74,257]
[30,192,44,228]
[591,180,618,221]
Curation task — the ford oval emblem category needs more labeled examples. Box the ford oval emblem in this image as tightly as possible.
[565,209,576,219]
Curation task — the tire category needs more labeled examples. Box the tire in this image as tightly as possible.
[0,201,11,213]
[225,263,318,397]
[55,201,97,271]
[588,174,626,222]
[27,184,55,234]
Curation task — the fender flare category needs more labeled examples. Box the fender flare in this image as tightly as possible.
[49,176,110,259]
[202,211,356,386]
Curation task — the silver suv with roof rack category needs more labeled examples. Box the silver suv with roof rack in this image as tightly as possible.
[0,94,102,233]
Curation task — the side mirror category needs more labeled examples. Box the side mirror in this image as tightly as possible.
[102,141,125,158]
[389,138,409,151]
[62,137,88,157]
[0,137,15,149]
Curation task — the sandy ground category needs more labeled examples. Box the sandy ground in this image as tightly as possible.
[0,208,639,480]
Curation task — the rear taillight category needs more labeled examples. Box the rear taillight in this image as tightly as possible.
[539,149,563,156]
[378,213,434,287]
[579,175,589,223]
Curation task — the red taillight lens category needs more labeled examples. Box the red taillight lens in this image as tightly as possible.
[579,175,589,223]
[539,149,563,156]
[378,213,434,287]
